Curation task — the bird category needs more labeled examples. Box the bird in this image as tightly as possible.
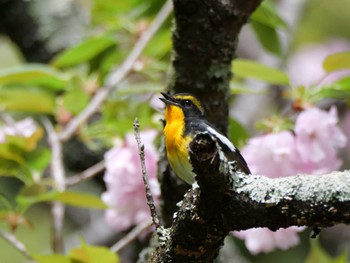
[160,92,250,184]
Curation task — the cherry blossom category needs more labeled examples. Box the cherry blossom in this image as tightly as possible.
[295,107,346,174]
[235,107,346,254]
[242,131,299,178]
[102,130,160,232]
[234,227,303,255]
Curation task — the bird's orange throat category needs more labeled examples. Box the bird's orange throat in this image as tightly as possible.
[163,105,185,152]
[164,105,184,124]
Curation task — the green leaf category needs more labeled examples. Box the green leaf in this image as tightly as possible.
[24,148,51,173]
[230,82,267,95]
[251,21,281,55]
[313,76,350,100]
[252,0,288,29]
[144,30,172,58]
[315,88,350,100]
[35,240,119,263]
[63,87,90,115]
[89,98,155,141]
[0,87,56,113]
[323,51,350,73]
[0,144,25,164]
[16,187,107,210]
[250,0,287,55]
[228,118,250,148]
[0,159,21,177]
[335,76,350,87]
[5,126,44,152]
[0,125,44,180]
[33,254,72,263]
[0,194,12,211]
[69,243,118,263]
[53,35,117,68]
[305,240,348,263]
[0,64,68,90]
[16,185,56,210]
[56,192,107,209]
[232,59,289,85]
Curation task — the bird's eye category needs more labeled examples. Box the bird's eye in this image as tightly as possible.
[184,100,192,106]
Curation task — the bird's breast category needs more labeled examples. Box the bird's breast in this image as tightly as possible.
[164,120,194,184]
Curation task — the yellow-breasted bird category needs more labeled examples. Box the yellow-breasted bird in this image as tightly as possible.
[160,92,250,184]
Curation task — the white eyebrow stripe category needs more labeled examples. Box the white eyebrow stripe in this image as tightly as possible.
[206,126,236,152]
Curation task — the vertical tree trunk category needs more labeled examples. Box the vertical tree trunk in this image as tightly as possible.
[171,0,263,133]
[158,0,263,249]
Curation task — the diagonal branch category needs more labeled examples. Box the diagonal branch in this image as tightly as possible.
[65,160,105,187]
[0,228,33,261]
[59,0,173,142]
[110,219,153,253]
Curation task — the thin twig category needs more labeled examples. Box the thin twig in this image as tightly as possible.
[59,0,173,142]
[0,228,33,261]
[65,160,105,187]
[43,118,66,253]
[133,118,160,230]
[110,219,153,253]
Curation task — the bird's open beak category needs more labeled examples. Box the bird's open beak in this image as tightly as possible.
[159,92,180,106]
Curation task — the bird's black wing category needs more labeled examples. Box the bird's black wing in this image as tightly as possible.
[217,139,251,175]
[186,118,251,175]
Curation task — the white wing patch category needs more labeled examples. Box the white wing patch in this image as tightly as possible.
[207,126,236,152]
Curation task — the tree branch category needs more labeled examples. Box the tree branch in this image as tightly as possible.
[58,0,173,142]
[43,118,66,253]
[65,160,105,187]
[150,133,350,262]
[110,220,153,253]
[0,228,33,261]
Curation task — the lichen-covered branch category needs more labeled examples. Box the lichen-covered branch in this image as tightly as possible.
[231,171,350,230]
[150,133,350,262]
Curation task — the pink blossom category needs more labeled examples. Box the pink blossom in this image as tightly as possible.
[101,130,160,232]
[238,132,303,254]
[234,227,303,255]
[295,107,347,174]
[241,131,299,178]
[341,111,350,163]
[0,118,39,143]
[236,107,346,254]
[287,40,350,88]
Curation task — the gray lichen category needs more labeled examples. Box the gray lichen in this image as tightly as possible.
[234,170,350,204]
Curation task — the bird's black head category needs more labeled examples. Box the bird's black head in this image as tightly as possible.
[160,92,205,118]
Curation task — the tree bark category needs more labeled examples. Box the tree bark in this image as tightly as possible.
[171,0,262,133]
[160,0,263,228]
